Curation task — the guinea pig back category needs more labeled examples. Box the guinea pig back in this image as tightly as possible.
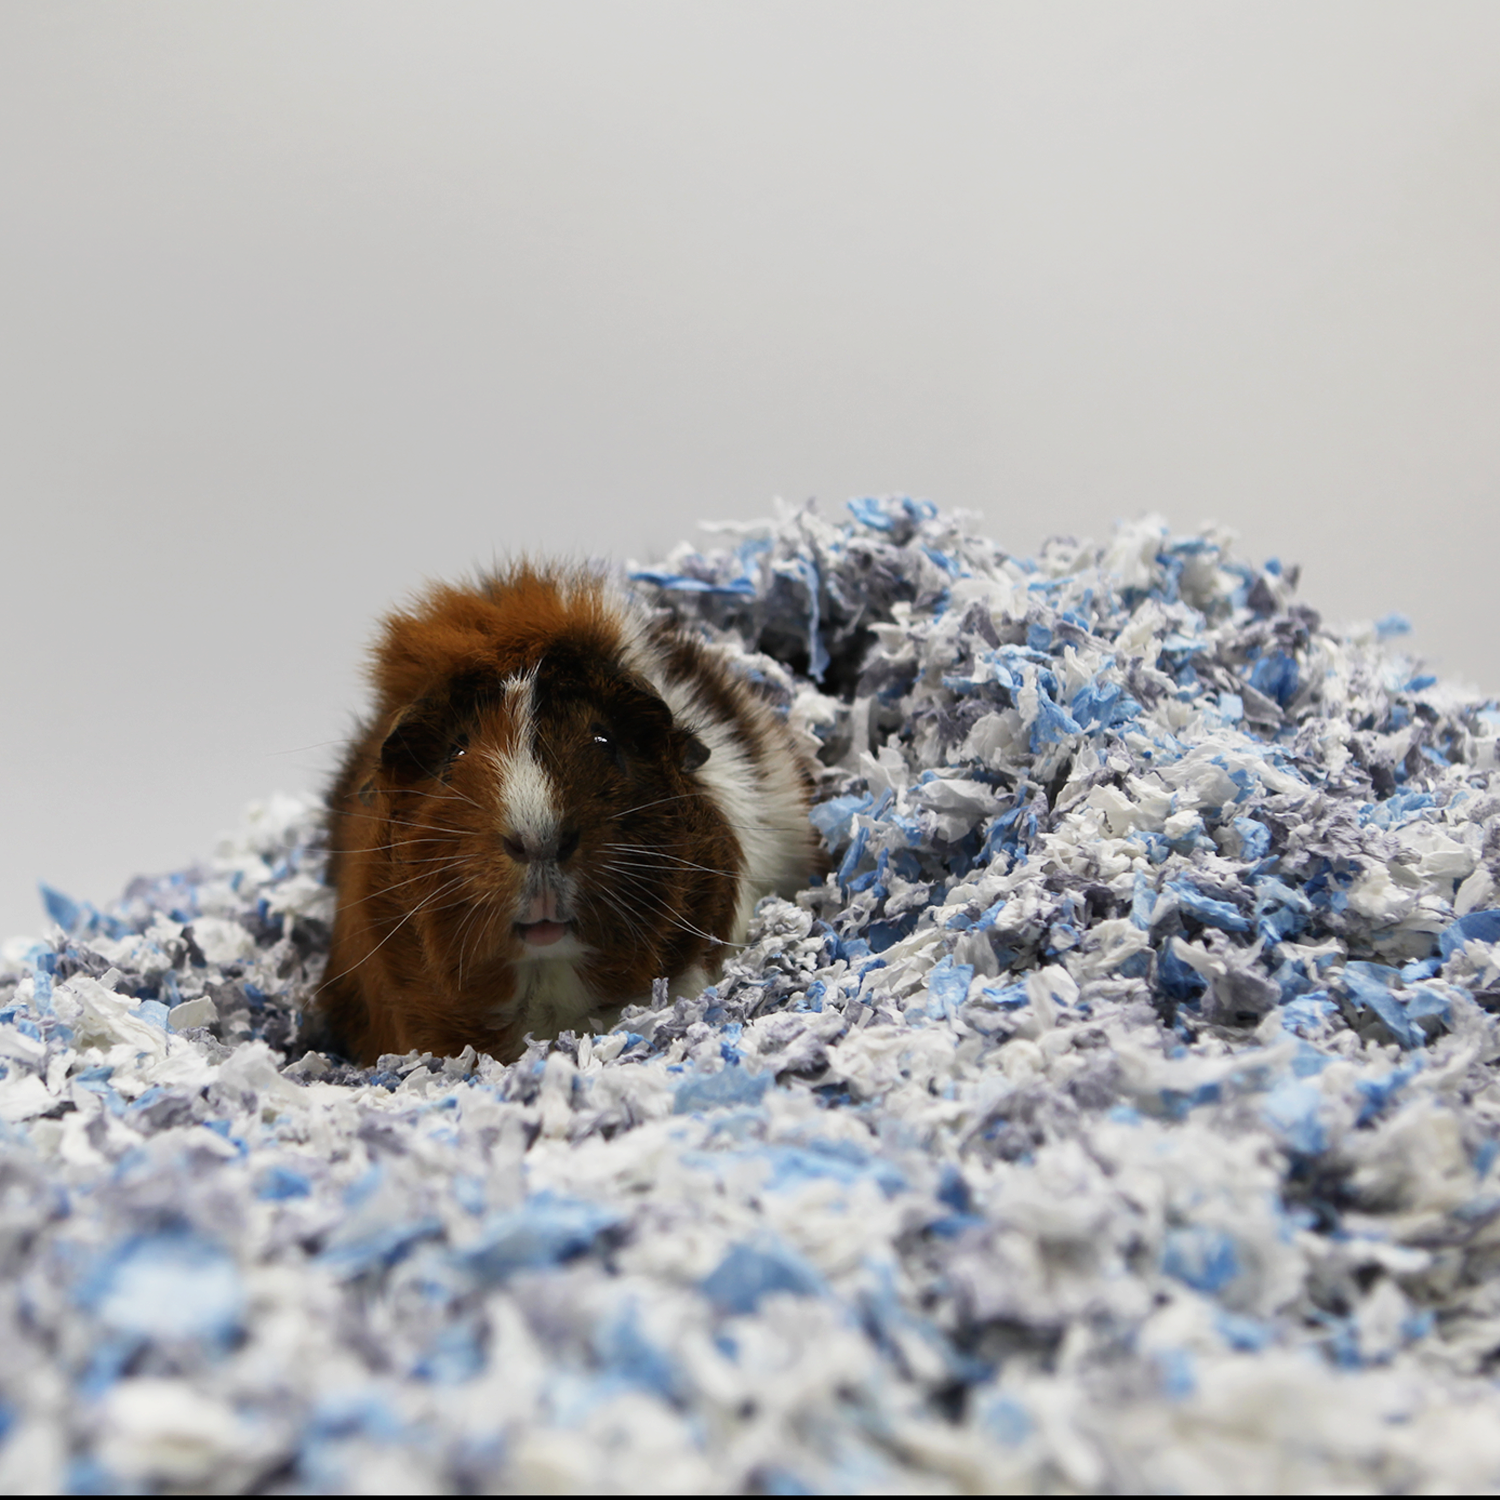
[312,565,822,1064]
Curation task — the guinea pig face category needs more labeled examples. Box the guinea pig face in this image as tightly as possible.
[373,655,723,991]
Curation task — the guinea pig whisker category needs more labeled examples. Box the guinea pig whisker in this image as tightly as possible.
[586,887,664,962]
[601,848,745,885]
[609,789,813,838]
[602,857,742,894]
[597,863,749,950]
[424,786,488,813]
[323,845,467,865]
[636,898,749,952]
[580,885,651,949]
[375,816,467,837]
[589,864,667,929]
[598,845,740,880]
[344,852,468,871]
[318,836,452,856]
[314,874,472,996]
[610,790,718,820]
[455,898,500,990]
[336,864,464,911]
[460,907,502,988]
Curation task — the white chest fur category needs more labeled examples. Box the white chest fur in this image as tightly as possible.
[507,949,594,1038]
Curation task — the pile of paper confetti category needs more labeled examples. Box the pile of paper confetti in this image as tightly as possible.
[3,496,1499,1493]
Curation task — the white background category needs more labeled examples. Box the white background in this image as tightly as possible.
[2,1,1497,941]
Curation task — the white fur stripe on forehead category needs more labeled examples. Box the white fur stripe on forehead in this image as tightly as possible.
[497,673,559,849]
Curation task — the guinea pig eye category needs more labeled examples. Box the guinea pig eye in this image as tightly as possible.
[589,723,625,770]
[440,733,469,778]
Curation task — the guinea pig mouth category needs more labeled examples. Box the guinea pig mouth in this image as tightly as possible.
[515,919,571,948]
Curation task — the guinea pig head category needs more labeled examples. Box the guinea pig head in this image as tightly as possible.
[369,642,733,1005]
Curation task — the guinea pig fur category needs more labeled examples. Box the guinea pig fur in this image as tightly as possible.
[311,564,822,1065]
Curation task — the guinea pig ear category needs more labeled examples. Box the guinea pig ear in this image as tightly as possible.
[610,671,675,732]
[378,706,449,784]
[600,674,709,770]
[378,670,494,783]
[672,727,711,771]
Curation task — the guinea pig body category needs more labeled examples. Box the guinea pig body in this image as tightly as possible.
[312,564,821,1064]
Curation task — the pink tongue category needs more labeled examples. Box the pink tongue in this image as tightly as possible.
[521,920,568,947]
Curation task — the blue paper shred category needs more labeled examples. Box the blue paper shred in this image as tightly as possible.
[700,1241,823,1315]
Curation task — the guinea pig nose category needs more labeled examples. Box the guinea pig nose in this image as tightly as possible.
[503,830,577,865]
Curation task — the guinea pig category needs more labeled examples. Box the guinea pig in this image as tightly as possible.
[309,563,823,1064]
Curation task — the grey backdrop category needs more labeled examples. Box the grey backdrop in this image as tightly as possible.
[3,1,1498,942]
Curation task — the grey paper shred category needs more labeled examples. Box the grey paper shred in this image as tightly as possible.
[3,498,1500,1493]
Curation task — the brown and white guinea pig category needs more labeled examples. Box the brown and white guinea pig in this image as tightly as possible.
[309,563,823,1065]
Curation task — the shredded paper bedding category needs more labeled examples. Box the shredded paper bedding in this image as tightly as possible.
[4,497,1500,1494]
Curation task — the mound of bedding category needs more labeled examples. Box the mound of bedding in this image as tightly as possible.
[3,497,1500,1494]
